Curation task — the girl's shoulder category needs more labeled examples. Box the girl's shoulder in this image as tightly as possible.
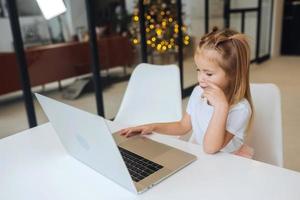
[190,85,203,98]
[230,98,252,114]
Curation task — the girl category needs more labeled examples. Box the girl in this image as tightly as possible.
[119,27,254,157]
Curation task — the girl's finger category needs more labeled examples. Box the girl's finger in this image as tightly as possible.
[203,87,214,95]
[206,80,218,89]
[125,130,140,138]
[119,129,127,135]
[124,129,133,137]
[141,129,149,135]
[120,128,131,134]
[125,127,142,137]
[141,130,152,135]
[121,130,130,136]
[130,127,142,133]
[205,86,217,92]
[203,90,212,97]
[141,130,146,135]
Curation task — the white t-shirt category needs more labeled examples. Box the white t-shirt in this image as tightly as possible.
[186,86,252,153]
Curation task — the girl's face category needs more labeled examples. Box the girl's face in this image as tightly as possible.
[194,49,230,93]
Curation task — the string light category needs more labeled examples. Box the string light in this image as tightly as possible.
[133,39,139,44]
[156,28,162,36]
[130,0,190,53]
[157,44,162,51]
[133,15,139,22]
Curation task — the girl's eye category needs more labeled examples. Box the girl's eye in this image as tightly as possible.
[196,69,200,72]
[206,73,213,76]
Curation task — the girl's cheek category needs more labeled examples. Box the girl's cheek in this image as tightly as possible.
[205,76,212,82]
[197,74,202,82]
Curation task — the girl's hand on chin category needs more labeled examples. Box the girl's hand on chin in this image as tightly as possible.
[202,81,228,109]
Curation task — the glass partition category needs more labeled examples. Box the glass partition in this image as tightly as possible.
[259,0,272,58]
[227,0,273,62]
[0,0,102,137]
[228,0,259,61]
[230,0,258,9]
[182,0,204,90]
[244,12,258,61]
[0,2,31,138]
[94,0,137,118]
[209,0,225,30]
[230,13,242,32]
[127,0,200,92]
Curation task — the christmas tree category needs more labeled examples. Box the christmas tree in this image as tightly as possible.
[129,0,190,54]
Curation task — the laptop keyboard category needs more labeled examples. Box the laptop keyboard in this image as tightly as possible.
[118,147,163,182]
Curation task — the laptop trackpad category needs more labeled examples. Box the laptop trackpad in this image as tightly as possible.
[118,135,172,159]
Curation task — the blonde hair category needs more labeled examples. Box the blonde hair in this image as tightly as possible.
[196,27,253,130]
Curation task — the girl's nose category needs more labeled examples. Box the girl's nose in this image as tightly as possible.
[199,76,208,86]
[199,75,207,83]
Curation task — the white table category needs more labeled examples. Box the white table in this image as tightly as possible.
[1,122,300,200]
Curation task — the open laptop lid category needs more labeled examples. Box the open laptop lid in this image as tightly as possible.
[35,93,137,193]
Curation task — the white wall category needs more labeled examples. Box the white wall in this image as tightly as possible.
[16,0,41,16]
[66,0,87,36]
[46,0,87,42]
[0,19,13,51]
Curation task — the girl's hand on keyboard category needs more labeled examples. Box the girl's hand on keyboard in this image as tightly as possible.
[119,124,155,138]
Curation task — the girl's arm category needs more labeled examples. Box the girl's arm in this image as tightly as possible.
[202,81,235,154]
[152,112,192,135]
[203,105,234,154]
[119,112,192,137]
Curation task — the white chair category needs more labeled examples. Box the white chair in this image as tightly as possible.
[247,83,283,167]
[114,63,182,127]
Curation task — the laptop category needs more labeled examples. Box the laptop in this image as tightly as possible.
[35,93,197,194]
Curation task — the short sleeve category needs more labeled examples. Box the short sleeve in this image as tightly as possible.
[226,103,251,140]
[186,86,200,115]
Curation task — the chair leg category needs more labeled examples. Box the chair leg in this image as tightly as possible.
[58,81,62,91]
[41,84,45,92]
[123,65,127,75]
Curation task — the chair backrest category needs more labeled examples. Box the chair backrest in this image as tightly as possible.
[247,83,283,167]
[114,63,182,126]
